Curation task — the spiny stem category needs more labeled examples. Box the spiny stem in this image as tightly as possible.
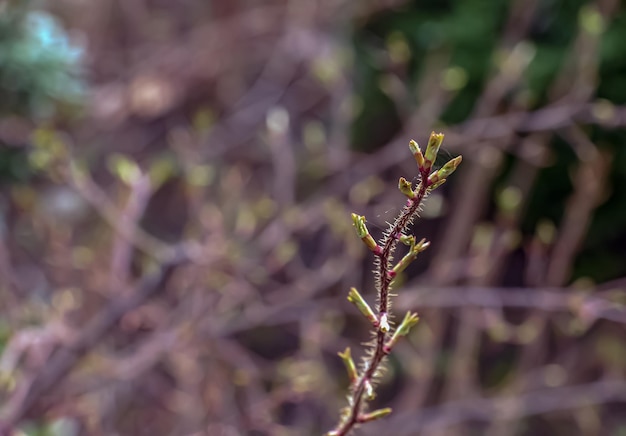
[328,133,460,436]
[331,182,428,436]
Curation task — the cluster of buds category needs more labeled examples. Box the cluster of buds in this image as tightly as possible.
[407,132,462,191]
[330,132,462,434]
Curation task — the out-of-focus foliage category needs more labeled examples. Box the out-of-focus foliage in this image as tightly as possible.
[0,3,84,118]
[0,2,84,186]
[0,1,625,435]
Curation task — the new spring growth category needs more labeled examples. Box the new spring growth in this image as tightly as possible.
[398,177,416,199]
[384,312,420,353]
[428,155,463,186]
[399,234,415,246]
[347,287,378,326]
[389,238,430,279]
[423,131,445,171]
[357,408,393,423]
[408,139,425,169]
[351,213,382,255]
[338,348,358,383]
[329,132,462,436]
[429,179,447,190]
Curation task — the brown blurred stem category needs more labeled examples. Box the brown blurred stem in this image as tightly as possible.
[0,253,186,431]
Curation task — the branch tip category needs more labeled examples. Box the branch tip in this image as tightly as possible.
[330,132,460,435]
[408,139,426,169]
[424,131,444,169]
[351,213,382,254]
[428,155,462,186]
[358,408,393,423]
[385,311,420,352]
[338,347,358,383]
[398,177,416,199]
[347,287,378,325]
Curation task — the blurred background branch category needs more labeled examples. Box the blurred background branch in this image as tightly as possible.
[0,0,625,435]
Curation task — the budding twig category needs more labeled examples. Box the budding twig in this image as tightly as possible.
[327,132,462,436]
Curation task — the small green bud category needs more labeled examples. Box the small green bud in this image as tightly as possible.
[428,179,447,190]
[358,408,393,423]
[338,347,358,382]
[352,213,382,254]
[414,238,430,253]
[351,213,368,238]
[399,234,415,246]
[384,311,420,352]
[398,177,416,199]
[424,132,445,169]
[408,139,425,169]
[348,287,378,325]
[428,155,462,185]
[391,238,430,276]
[397,311,420,336]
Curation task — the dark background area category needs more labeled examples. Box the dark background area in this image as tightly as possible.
[0,0,625,435]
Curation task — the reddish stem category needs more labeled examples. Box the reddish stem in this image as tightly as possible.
[331,176,429,436]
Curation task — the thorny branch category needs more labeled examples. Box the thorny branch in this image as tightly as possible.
[328,133,462,435]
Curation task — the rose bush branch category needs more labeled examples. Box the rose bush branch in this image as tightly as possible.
[327,132,462,436]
